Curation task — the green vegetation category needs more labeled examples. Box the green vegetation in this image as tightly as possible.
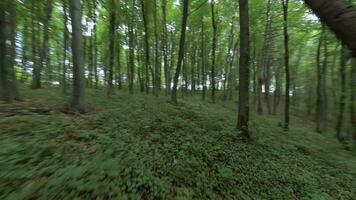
[1,0,356,198]
[1,87,355,199]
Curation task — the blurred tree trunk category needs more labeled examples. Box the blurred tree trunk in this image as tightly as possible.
[128,0,135,95]
[141,0,151,94]
[70,0,86,111]
[171,0,189,104]
[107,0,115,95]
[210,0,217,104]
[201,17,207,101]
[304,0,356,57]
[0,0,19,102]
[336,46,348,142]
[31,0,52,89]
[236,0,250,138]
[282,0,290,131]
[62,0,69,94]
[162,0,170,95]
[350,60,356,149]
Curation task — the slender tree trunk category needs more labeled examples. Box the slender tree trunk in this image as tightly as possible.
[210,0,217,104]
[322,27,328,131]
[107,0,115,95]
[62,0,69,94]
[316,29,323,133]
[201,17,207,100]
[171,0,189,104]
[224,21,234,101]
[153,0,160,97]
[70,0,86,111]
[273,63,281,115]
[236,0,250,138]
[162,0,170,95]
[336,46,348,142]
[128,1,135,95]
[21,17,29,83]
[350,60,356,149]
[282,0,290,132]
[141,0,151,94]
[93,0,98,89]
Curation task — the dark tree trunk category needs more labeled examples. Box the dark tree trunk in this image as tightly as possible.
[316,29,324,133]
[236,0,250,138]
[171,0,189,104]
[304,0,356,57]
[0,0,19,102]
[201,17,207,100]
[336,46,348,142]
[282,0,290,132]
[141,0,151,94]
[350,60,356,149]
[210,0,217,104]
[128,1,135,95]
[70,0,86,111]
[162,0,170,95]
[62,0,69,94]
[107,0,115,95]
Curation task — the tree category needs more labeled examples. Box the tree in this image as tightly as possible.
[107,0,116,95]
[162,0,170,95]
[31,0,53,89]
[62,0,69,94]
[0,0,19,102]
[304,0,356,57]
[351,60,356,149]
[141,0,151,94]
[236,0,250,138]
[70,0,86,111]
[210,0,217,104]
[282,0,290,132]
[171,0,189,104]
[336,46,348,142]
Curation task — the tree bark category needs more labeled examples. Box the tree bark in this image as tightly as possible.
[236,0,250,138]
[210,0,217,104]
[70,0,86,112]
[0,0,19,102]
[336,46,348,142]
[171,0,189,104]
[107,0,115,95]
[282,0,290,132]
[304,0,356,57]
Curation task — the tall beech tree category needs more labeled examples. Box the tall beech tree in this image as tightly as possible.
[236,0,250,137]
[69,0,85,111]
[171,0,189,104]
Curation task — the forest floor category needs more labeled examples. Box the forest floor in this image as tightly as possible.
[1,86,356,199]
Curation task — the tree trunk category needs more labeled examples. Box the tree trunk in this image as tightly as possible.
[350,60,356,149]
[107,0,115,95]
[162,0,170,95]
[236,0,250,138]
[210,0,217,104]
[70,0,86,112]
[0,0,19,102]
[62,0,69,94]
[128,0,135,95]
[171,0,189,104]
[141,0,151,94]
[304,0,356,57]
[336,46,348,142]
[282,0,290,132]
[316,28,323,133]
[201,17,207,100]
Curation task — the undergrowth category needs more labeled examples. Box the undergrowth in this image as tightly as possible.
[0,87,355,199]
